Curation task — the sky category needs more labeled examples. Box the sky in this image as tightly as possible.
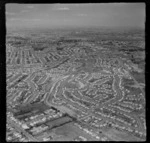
[6,3,145,29]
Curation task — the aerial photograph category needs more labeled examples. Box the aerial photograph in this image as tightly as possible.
[6,3,145,141]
